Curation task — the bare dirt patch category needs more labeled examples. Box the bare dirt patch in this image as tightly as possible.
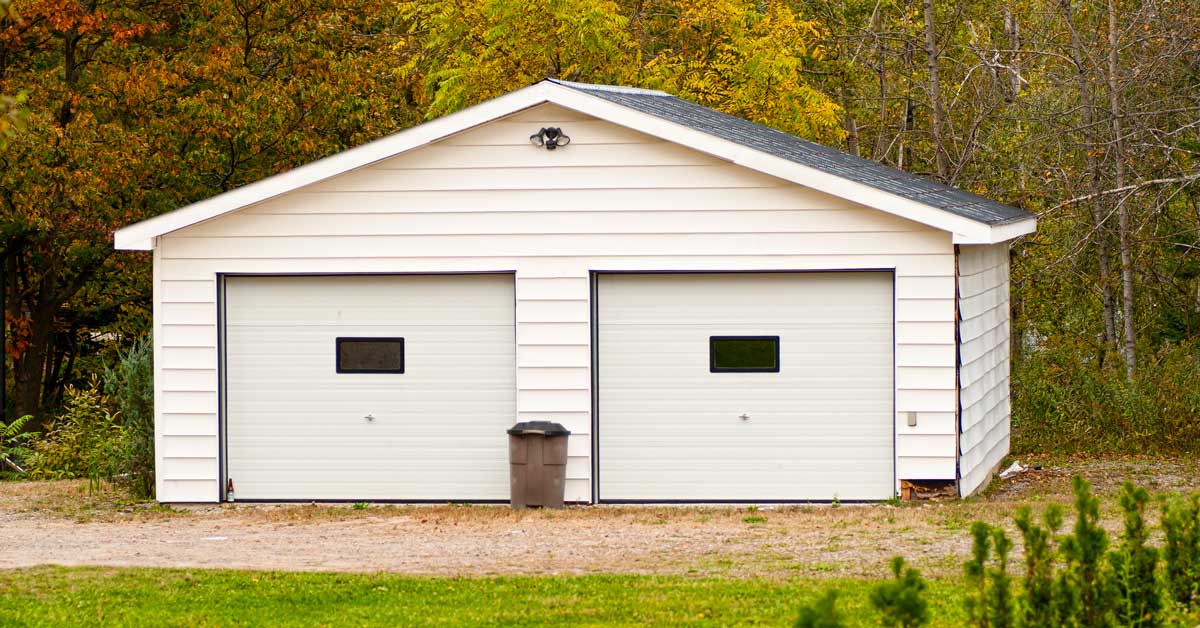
[3,456,1197,579]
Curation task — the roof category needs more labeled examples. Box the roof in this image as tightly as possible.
[549,80,1031,226]
[115,80,1035,250]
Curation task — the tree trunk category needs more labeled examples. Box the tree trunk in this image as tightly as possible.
[1061,0,1118,357]
[840,86,860,157]
[871,4,890,161]
[12,298,54,425]
[1106,0,1137,379]
[1003,6,1021,102]
[922,0,949,180]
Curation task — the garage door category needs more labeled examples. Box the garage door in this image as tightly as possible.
[225,274,515,500]
[597,272,894,501]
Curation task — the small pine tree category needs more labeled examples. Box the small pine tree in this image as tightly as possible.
[870,556,930,628]
[988,527,1015,628]
[794,589,845,628]
[966,521,994,627]
[1161,493,1200,606]
[1015,503,1064,627]
[1060,476,1112,628]
[1108,482,1161,628]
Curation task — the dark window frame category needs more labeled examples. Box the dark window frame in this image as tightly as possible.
[335,337,405,374]
[708,335,780,373]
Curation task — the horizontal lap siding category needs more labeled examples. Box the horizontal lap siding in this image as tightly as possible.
[957,244,1012,496]
[153,103,957,502]
[155,246,220,495]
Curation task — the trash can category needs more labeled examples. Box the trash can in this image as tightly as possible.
[508,421,571,509]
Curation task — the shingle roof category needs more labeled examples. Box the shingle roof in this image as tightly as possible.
[551,80,1032,226]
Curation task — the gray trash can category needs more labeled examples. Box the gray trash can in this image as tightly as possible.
[508,421,570,509]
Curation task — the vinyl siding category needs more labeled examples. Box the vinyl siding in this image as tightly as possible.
[152,102,959,503]
[957,243,1012,496]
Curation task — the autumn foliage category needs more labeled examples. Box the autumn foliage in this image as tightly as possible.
[0,0,1198,456]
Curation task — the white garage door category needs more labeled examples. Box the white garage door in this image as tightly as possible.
[225,274,515,500]
[597,272,894,501]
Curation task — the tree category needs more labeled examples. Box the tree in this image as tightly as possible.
[0,0,413,423]
[871,556,930,627]
[399,0,845,143]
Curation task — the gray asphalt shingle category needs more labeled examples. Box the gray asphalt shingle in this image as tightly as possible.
[551,80,1032,227]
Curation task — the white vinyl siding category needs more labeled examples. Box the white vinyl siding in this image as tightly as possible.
[597,273,894,501]
[957,244,1012,496]
[152,102,959,502]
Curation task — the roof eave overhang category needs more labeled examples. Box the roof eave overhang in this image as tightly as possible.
[114,83,562,250]
[952,217,1037,245]
[114,81,1034,251]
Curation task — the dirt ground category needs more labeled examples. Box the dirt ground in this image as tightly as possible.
[3,455,1197,579]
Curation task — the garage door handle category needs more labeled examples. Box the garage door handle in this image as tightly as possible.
[739,414,750,421]
[364,414,375,422]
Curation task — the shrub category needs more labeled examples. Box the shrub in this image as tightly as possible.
[965,521,1016,628]
[965,521,993,626]
[27,383,125,492]
[870,556,929,628]
[1109,482,1161,627]
[1162,494,1200,606]
[1012,342,1200,455]
[794,589,844,628]
[1060,476,1111,627]
[103,337,154,498]
[1014,503,1064,626]
[0,414,38,477]
[988,527,1015,628]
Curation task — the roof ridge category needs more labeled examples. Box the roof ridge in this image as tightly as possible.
[544,78,670,97]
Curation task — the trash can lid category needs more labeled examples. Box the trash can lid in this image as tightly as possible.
[507,421,571,436]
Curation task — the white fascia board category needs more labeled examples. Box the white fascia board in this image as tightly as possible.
[951,217,1037,245]
[542,84,1013,243]
[113,83,560,250]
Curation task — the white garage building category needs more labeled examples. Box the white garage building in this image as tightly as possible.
[114,80,1035,503]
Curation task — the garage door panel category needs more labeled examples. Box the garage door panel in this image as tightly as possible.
[598,272,894,501]
[226,274,515,500]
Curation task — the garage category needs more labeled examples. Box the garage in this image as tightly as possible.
[224,274,516,501]
[117,79,1034,503]
[597,272,895,501]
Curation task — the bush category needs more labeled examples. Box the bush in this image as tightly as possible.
[27,383,125,492]
[17,337,155,499]
[1060,477,1111,627]
[103,337,154,498]
[1162,494,1200,606]
[0,414,38,477]
[1109,482,1162,627]
[793,589,845,628]
[870,556,929,628]
[975,477,1196,627]
[964,521,1014,628]
[1012,342,1200,455]
[1014,503,1063,626]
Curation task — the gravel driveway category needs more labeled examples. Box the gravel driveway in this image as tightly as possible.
[4,456,1196,578]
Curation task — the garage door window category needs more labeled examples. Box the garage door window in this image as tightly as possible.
[336,338,405,374]
[709,336,779,373]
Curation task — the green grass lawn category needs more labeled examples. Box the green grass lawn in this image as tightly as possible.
[0,566,966,627]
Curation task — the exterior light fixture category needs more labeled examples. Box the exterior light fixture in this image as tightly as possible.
[529,127,570,150]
